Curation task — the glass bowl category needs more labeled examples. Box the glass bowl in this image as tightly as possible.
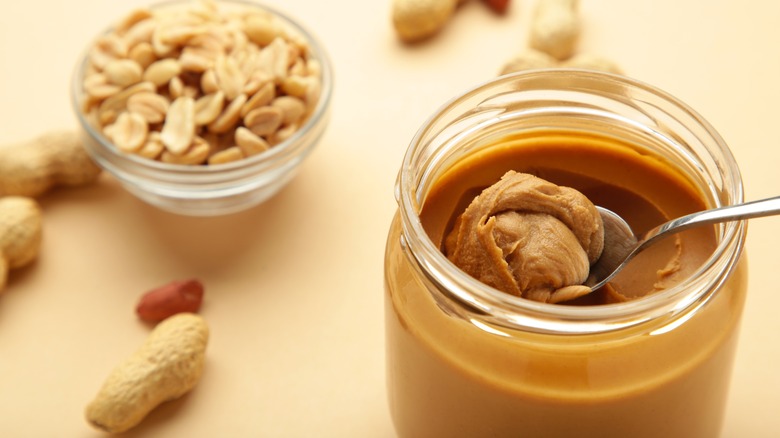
[71,0,333,216]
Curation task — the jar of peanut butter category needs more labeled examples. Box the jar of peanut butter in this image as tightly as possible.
[385,70,747,437]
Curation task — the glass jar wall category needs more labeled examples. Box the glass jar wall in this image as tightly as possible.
[384,70,748,438]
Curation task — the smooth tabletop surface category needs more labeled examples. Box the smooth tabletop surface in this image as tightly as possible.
[1,1,779,436]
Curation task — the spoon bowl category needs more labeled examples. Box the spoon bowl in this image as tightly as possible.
[589,195,780,290]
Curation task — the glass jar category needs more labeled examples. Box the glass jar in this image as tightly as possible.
[384,70,747,438]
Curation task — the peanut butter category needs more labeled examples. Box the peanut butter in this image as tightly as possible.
[385,129,747,437]
[443,170,603,303]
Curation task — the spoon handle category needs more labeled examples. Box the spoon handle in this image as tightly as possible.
[642,195,780,244]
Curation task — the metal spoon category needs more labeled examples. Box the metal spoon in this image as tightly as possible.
[588,196,780,290]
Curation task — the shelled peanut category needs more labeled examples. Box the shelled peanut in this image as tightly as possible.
[80,0,323,166]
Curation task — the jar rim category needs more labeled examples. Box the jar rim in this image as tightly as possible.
[397,69,746,334]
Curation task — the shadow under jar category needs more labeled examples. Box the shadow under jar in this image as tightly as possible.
[384,70,748,438]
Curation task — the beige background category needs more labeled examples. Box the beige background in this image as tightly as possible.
[1,0,779,436]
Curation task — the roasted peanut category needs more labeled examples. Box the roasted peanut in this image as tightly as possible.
[137,132,165,160]
[104,111,149,152]
[0,130,101,197]
[207,93,247,134]
[392,0,458,43]
[499,49,558,75]
[128,42,156,69]
[482,0,509,14]
[529,0,581,60]
[161,96,196,155]
[244,106,283,137]
[214,55,246,101]
[103,59,143,87]
[235,126,270,156]
[208,146,244,165]
[143,59,182,86]
[272,96,306,126]
[561,53,623,74]
[392,0,511,42]
[243,13,281,47]
[136,279,204,322]
[500,0,623,77]
[0,197,42,293]
[127,92,170,124]
[80,0,324,166]
[85,313,209,433]
[160,137,211,165]
[194,91,226,126]
[499,50,623,76]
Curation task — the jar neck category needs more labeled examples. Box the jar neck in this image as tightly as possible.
[396,70,746,335]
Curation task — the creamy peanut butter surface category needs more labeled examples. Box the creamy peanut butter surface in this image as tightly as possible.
[443,171,603,303]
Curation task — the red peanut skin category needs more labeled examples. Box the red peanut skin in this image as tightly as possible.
[136,279,204,322]
[482,0,510,14]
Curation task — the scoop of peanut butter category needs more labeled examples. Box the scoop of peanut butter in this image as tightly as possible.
[444,171,604,303]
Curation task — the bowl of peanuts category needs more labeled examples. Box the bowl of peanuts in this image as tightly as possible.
[72,0,332,216]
